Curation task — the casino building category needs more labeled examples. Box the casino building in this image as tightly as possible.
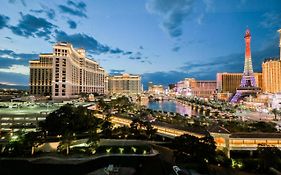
[261,29,281,94]
[108,73,142,95]
[30,42,107,100]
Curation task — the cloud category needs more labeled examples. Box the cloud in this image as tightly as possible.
[0,49,38,68]
[180,42,279,76]
[0,14,10,29]
[5,36,12,40]
[30,6,56,20]
[142,71,190,89]
[196,13,204,25]
[67,19,77,29]
[260,12,281,29]
[55,30,130,55]
[127,51,149,62]
[5,13,132,56]
[129,56,142,60]
[203,0,214,12]
[0,65,29,75]
[58,0,87,18]
[9,13,56,40]
[0,72,28,85]
[67,0,86,11]
[172,46,180,52]
[123,51,133,55]
[141,42,279,89]
[109,48,124,54]
[8,0,26,6]
[146,0,194,38]
[109,69,125,75]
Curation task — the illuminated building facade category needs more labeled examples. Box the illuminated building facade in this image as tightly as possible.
[175,78,216,98]
[30,42,107,99]
[30,54,53,96]
[192,80,217,98]
[262,58,281,93]
[262,30,281,93]
[148,82,164,94]
[216,72,262,94]
[108,73,142,95]
[231,29,261,102]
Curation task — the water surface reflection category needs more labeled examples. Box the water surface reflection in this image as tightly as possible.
[147,100,197,116]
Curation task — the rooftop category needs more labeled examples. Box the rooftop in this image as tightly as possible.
[263,57,280,63]
[230,132,281,139]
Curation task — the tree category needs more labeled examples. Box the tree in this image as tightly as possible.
[215,150,232,167]
[112,126,131,139]
[40,104,101,136]
[39,104,76,136]
[205,108,211,116]
[250,121,277,132]
[98,99,111,116]
[172,134,217,166]
[130,117,143,137]
[58,131,74,155]
[100,120,113,138]
[87,129,100,154]
[272,108,279,120]
[143,121,157,139]
[23,132,44,155]
[3,131,43,156]
[40,104,102,155]
[257,145,281,173]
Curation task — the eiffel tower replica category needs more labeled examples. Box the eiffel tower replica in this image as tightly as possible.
[230,29,261,103]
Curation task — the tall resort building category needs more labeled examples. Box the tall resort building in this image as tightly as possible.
[216,72,262,94]
[262,29,281,94]
[30,42,107,100]
[108,73,142,95]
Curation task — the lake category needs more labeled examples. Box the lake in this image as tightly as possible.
[147,100,197,116]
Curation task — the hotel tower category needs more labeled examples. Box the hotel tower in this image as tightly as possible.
[30,42,107,100]
[262,29,281,93]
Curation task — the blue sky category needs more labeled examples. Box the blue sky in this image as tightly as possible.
[0,0,280,88]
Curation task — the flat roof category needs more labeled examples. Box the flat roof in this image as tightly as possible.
[230,132,281,139]
[0,103,59,115]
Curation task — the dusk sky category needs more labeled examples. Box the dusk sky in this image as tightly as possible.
[0,0,280,88]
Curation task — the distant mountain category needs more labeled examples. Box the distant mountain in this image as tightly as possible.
[0,83,29,90]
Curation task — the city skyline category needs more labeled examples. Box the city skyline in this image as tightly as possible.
[0,0,281,88]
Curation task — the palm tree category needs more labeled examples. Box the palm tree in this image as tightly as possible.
[60,131,74,155]
[24,132,43,155]
[144,121,157,139]
[87,129,100,154]
[100,120,113,138]
[272,108,278,120]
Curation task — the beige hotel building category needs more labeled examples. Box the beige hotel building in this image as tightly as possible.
[175,78,217,98]
[216,72,262,94]
[262,58,281,93]
[262,29,281,94]
[30,42,107,99]
[108,73,142,95]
